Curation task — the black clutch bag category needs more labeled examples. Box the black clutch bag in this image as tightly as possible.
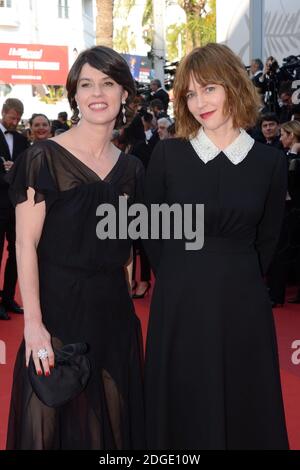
[28,342,91,408]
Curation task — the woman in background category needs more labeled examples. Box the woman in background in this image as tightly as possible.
[29,113,52,142]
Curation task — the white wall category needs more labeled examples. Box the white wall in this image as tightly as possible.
[0,0,95,67]
[217,0,300,65]
[264,0,300,64]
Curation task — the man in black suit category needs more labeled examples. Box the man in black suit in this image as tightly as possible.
[0,98,29,320]
[150,79,169,112]
[259,113,282,148]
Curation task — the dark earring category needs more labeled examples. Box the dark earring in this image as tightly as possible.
[122,100,126,124]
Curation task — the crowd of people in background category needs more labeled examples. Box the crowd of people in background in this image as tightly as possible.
[1,52,300,313]
[247,55,300,307]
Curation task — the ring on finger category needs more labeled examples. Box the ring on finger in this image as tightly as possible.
[37,348,49,361]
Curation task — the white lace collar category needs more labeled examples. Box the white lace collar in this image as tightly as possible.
[190,127,255,165]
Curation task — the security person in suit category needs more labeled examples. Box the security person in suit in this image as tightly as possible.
[0,98,29,319]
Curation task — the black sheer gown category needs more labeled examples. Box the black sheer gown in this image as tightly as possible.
[144,138,289,450]
[5,140,145,450]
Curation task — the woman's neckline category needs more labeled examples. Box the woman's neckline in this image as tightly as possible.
[46,139,124,182]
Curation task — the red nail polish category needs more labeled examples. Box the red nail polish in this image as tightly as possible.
[45,371,50,377]
[37,370,42,376]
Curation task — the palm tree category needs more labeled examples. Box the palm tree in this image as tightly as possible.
[178,0,208,51]
[96,0,113,47]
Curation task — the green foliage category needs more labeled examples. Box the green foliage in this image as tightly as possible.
[114,0,216,60]
[166,0,216,60]
[142,0,153,47]
[113,0,137,52]
[166,23,185,62]
[39,86,64,104]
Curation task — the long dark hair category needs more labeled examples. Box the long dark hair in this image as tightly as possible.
[66,46,136,127]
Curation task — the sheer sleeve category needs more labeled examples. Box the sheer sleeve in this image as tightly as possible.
[5,144,57,207]
[117,154,145,205]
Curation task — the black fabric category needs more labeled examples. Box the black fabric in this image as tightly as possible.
[257,135,283,150]
[151,89,170,111]
[122,114,145,145]
[132,240,151,283]
[144,138,289,450]
[0,208,17,302]
[267,203,291,304]
[28,342,91,408]
[251,71,263,90]
[6,140,145,450]
[0,129,28,301]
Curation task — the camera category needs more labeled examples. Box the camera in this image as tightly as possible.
[281,55,300,79]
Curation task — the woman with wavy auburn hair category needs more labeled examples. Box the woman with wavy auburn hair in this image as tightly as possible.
[174,43,260,138]
[144,43,289,449]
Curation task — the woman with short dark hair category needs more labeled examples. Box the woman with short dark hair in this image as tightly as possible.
[5,46,145,450]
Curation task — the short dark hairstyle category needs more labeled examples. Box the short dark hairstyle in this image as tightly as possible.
[142,112,154,123]
[2,98,24,116]
[149,98,164,111]
[260,112,280,126]
[66,46,136,128]
[29,113,50,127]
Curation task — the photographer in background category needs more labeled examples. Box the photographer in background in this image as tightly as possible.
[259,56,291,114]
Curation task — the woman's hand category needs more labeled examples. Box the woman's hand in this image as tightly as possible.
[24,319,55,376]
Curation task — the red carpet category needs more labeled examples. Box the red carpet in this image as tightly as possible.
[1,267,300,449]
